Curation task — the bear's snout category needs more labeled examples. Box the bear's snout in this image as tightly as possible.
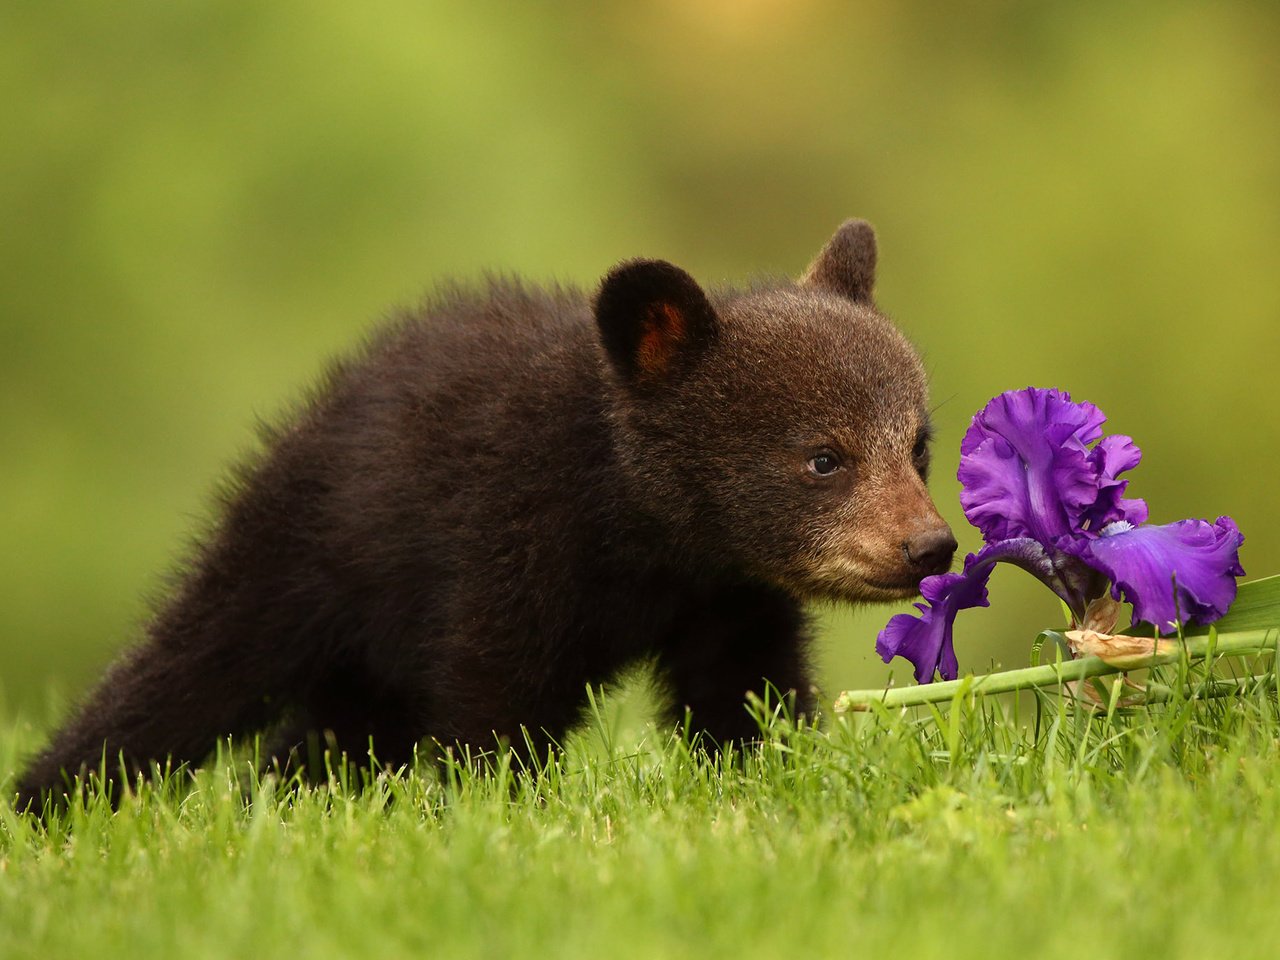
[902,526,958,577]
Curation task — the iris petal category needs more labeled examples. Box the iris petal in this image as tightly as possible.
[1068,517,1246,631]
[1081,435,1149,530]
[959,387,1105,456]
[958,388,1112,545]
[876,538,1064,683]
[876,572,989,684]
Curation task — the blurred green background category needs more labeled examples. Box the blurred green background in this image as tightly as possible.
[3,0,1278,721]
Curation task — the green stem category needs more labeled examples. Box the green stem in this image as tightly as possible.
[833,630,1277,713]
[1141,674,1275,704]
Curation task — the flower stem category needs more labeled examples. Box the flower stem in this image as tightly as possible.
[833,629,1277,713]
[1140,674,1275,704]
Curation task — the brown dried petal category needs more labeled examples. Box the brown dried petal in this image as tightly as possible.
[1081,595,1123,634]
[1064,629,1177,667]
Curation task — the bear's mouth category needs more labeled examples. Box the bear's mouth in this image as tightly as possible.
[801,554,927,603]
[861,576,925,598]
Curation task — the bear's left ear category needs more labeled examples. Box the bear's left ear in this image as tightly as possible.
[594,259,719,381]
[801,218,877,303]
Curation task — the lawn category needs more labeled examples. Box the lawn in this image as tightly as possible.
[2,675,1278,960]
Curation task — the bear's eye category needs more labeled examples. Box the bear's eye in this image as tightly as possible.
[807,451,842,477]
[912,433,929,461]
[911,427,932,480]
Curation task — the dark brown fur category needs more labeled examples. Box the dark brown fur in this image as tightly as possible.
[15,219,955,810]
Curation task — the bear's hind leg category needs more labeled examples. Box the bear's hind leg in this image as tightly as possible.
[15,637,287,811]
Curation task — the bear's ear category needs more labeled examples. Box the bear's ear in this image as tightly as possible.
[594,259,718,381]
[801,218,877,303]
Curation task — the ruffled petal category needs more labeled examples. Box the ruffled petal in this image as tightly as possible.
[1069,517,1246,631]
[958,388,1111,545]
[876,538,1065,683]
[959,387,1105,456]
[1080,434,1149,530]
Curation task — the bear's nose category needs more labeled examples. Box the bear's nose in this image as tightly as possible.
[902,527,958,575]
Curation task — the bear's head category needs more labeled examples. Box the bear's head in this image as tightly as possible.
[595,219,956,604]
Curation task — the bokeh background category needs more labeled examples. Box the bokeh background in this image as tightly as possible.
[4,0,1278,723]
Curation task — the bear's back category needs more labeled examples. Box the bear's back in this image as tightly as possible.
[264,279,616,596]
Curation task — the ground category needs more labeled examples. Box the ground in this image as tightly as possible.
[2,680,1278,960]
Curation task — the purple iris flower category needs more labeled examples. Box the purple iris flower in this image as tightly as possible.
[877,387,1245,684]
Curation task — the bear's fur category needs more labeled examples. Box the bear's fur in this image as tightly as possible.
[15,219,956,810]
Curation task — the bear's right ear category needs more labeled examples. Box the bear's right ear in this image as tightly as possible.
[800,218,877,303]
[594,259,718,381]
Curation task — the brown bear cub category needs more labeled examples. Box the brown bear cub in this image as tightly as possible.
[15,219,956,810]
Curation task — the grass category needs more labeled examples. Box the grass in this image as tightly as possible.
[2,675,1279,960]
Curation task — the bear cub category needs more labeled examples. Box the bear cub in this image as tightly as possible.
[16,219,956,809]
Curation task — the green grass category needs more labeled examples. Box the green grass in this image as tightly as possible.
[3,680,1279,960]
